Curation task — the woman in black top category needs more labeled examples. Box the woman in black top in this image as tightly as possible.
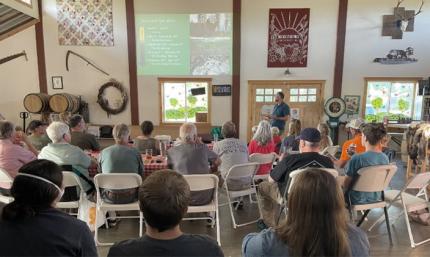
[0,159,97,257]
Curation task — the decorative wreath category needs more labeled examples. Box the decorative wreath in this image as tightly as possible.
[324,97,346,118]
[97,79,128,115]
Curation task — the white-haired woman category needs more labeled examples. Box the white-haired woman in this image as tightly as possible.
[248,120,276,175]
[38,122,96,193]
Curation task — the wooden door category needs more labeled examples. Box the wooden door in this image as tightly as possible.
[248,80,325,140]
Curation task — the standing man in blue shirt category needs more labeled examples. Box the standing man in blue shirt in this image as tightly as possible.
[265,92,290,136]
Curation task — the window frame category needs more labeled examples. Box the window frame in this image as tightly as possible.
[159,77,212,125]
[363,77,422,120]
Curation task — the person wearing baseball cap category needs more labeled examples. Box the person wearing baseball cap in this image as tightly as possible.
[334,118,366,169]
[257,128,334,228]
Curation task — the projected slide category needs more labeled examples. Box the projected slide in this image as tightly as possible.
[136,13,232,76]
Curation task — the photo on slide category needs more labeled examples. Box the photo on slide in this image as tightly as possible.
[190,13,232,75]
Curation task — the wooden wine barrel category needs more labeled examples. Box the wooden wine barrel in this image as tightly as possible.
[23,93,51,113]
[49,93,80,113]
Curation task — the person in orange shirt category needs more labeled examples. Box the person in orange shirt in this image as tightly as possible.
[334,119,366,168]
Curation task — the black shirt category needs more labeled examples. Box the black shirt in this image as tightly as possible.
[108,234,224,257]
[271,152,334,193]
[0,208,97,256]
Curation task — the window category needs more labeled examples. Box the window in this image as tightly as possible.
[255,88,282,103]
[289,87,317,102]
[364,79,421,122]
[160,78,210,123]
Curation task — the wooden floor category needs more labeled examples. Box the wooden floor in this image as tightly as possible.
[2,158,430,256]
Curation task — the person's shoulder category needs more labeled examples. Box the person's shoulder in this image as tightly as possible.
[181,234,223,255]
[108,237,143,256]
[243,229,284,257]
[347,224,370,256]
[44,209,89,229]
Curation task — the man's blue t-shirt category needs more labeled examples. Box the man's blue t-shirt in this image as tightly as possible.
[346,151,389,205]
[271,102,290,130]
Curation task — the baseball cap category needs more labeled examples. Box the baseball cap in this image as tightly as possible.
[346,118,365,130]
[297,128,321,143]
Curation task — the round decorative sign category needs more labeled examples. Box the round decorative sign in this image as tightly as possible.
[97,79,128,115]
[324,97,346,118]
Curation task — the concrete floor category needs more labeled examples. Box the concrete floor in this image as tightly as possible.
[96,160,430,257]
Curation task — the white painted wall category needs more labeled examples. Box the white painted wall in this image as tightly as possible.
[42,0,131,125]
[343,0,430,105]
[134,0,233,126]
[0,27,39,125]
[239,0,339,139]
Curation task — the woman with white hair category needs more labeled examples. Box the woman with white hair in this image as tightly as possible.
[248,120,276,175]
[38,122,96,194]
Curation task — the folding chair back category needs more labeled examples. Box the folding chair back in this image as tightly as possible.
[288,168,338,193]
[56,171,86,212]
[249,153,276,165]
[62,171,84,188]
[406,172,430,190]
[353,164,397,192]
[0,167,12,184]
[184,174,219,192]
[94,173,142,192]
[154,135,171,142]
[320,145,339,156]
[226,162,260,182]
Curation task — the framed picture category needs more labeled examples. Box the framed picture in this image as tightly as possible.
[344,95,360,115]
[52,76,63,89]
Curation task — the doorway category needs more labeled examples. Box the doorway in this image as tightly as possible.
[247,80,325,140]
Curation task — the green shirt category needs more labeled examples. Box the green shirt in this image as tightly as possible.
[99,144,144,174]
[28,134,51,151]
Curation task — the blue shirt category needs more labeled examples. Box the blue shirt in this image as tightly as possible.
[242,226,369,257]
[99,144,144,174]
[271,102,290,130]
[346,151,389,205]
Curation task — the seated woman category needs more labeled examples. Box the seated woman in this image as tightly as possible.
[38,122,97,194]
[318,122,333,151]
[0,159,97,256]
[134,120,160,155]
[26,120,51,151]
[243,168,369,257]
[248,120,276,175]
[99,123,144,204]
[281,119,301,153]
[271,126,282,154]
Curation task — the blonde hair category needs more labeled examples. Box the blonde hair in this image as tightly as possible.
[271,126,280,136]
[288,119,301,136]
[318,123,331,149]
[252,120,272,146]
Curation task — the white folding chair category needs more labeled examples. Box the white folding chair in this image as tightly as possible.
[347,164,397,245]
[368,172,430,248]
[320,145,340,157]
[154,135,172,142]
[249,153,277,180]
[94,173,143,246]
[56,171,86,216]
[224,162,260,228]
[0,168,13,204]
[183,174,220,245]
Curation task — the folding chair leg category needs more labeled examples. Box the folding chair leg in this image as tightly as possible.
[356,210,370,227]
[384,207,393,246]
[226,190,237,228]
[139,212,143,237]
[216,208,221,246]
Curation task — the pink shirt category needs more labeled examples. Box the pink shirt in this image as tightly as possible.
[248,139,276,175]
[0,139,36,178]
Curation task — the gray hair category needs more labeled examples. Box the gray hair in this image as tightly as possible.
[304,140,320,149]
[113,123,130,142]
[252,120,273,146]
[179,122,197,143]
[271,126,280,136]
[221,121,236,138]
[0,120,15,139]
[46,122,70,143]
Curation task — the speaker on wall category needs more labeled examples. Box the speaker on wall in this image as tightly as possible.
[191,87,206,96]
